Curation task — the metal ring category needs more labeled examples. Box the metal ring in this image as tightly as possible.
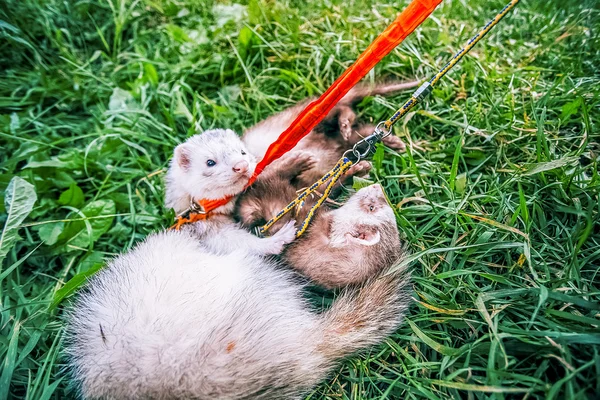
[375,121,391,138]
[189,199,207,214]
[354,142,372,159]
[343,148,363,162]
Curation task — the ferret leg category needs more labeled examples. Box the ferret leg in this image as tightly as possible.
[265,151,318,181]
[253,220,297,255]
[343,161,372,179]
[361,124,406,151]
[337,105,357,142]
[381,135,406,151]
[209,221,297,256]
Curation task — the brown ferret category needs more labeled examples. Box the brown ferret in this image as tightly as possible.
[235,149,372,234]
[236,82,414,288]
[242,81,417,186]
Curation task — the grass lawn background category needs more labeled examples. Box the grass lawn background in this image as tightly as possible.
[1,0,599,398]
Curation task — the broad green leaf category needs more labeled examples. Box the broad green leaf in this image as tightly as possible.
[58,183,84,207]
[373,143,385,172]
[38,222,65,246]
[352,176,374,190]
[0,176,37,266]
[166,24,192,43]
[77,251,105,274]
[143,63,159,86]
[455,172,466,194]
[560,97,582,121]
[238,25,254,50]
[57,200,116,251]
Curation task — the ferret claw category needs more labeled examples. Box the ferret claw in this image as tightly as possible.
[339,118,353,141]
[345,161,372,177]
[264,220,297,254]
[288,151,318,173]
[382,135,406,151]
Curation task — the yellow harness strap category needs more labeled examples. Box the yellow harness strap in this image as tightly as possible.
[256,157,353,238]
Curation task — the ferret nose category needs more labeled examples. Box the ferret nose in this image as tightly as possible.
[232,160,249,174]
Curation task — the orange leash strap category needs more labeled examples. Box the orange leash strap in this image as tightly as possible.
[251,0,443,182]
[174,0,442,226]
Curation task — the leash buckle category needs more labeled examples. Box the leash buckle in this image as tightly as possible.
[374,121,391,138]
[177,199,207,219]
[413,81,432,101]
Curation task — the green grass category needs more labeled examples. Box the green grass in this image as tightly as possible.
[1,0,599,398]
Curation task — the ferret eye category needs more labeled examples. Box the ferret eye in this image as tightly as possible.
[241,150,246,155]
[369,205,374,211]
[206,159,216,167]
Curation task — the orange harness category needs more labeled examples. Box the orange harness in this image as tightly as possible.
[172,0,442,229]
[171,198,224,230]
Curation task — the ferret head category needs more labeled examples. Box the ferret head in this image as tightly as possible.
[170,129,257,201]
[328,184,398,248]
[283,183,402,288]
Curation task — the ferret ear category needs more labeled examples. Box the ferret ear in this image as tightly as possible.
[347,226,381,246]
[174,144,191,171]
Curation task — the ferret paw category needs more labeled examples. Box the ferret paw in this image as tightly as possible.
[339,118,353,141]
[287,151,318,173]
[345,161,372,177]
[382,135,406,151]
[263,220,297,254]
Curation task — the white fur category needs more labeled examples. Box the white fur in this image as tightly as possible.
[65,230,328,399]
[242,106,299,161]
[164,129,296,256]
[165,129,257,215]
[329,184,395,247]
[64,217,410,399]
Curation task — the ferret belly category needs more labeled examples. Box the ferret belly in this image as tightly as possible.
[67,230,322,398]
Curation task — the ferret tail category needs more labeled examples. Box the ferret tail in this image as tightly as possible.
[339,80,421,105]
[317,263,412,361]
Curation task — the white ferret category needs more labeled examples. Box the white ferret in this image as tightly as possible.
[164,128,296,256]
[63,184,411,400]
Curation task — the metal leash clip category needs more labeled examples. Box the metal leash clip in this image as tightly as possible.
[177,198,207,219]
[343,121,390,163]
[254,226,264,238]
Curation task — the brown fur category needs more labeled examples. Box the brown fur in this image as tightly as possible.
[283,184,402,288]
[235,151,368,234]
[283,212,401,288]
[318,266,412,360]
